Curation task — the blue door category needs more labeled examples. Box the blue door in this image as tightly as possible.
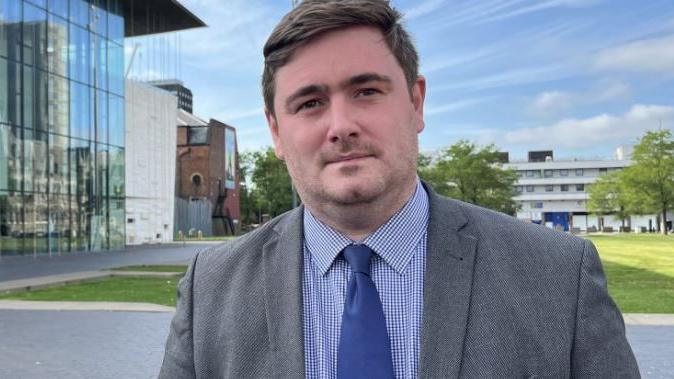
[545,212,569,231]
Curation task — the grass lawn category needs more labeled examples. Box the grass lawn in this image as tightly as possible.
[585,234,674,314]
[107,265,187,273]
[0,276,182,306]
[1,236,671,312]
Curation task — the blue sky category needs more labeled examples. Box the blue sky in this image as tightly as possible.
[128,0,674,161]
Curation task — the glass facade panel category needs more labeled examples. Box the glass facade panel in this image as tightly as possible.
[69,80,89,139]
[0,0,23,61]
[107,40,122,95]
[24,192,48,254]
[108,93,123,146]
[23,128,48,193]
[107,1,123,45]
[95,89,107,143]
[92,32,106,90]
[48,193,70,254]
[23,64,49,131]
[108,145,123,197]
[47,13,68,76]
[48,72,69,134]
[69,0,88,28]
[0,190,24,255]
[68,22,89,84]
[109,197,123,249]
[91,0,107,38]
[48,0,69,20]
[1,0,127,255]
[0,124,22,191]
[48,132,68,194]
[0,56,22,126]
[23,2,47,70]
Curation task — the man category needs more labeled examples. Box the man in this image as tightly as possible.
[160,1,640,378]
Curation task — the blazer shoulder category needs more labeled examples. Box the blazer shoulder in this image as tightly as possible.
[194,207,303,276]
[433,194,589,263]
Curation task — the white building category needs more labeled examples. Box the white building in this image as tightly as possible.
[124,80,178,244]
[504,150,665,232]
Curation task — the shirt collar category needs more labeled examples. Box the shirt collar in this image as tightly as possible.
[303,180,429,275]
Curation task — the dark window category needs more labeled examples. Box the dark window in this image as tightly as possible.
[545,185,554,192]
[560,169,568,176]
[526,185,534,192]
[191,174,202,186]
[599,168,607,175]
[544,169,553,177]
[575,168,584,176]
[561,184,569,192]
[526,170,534,177]
[576,184,585,191]
[532,202,543,209]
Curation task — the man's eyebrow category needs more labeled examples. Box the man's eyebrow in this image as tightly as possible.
[343,73,392,87]
[285,84,328,111]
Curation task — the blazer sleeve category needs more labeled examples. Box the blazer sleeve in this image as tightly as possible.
[159,253,199,379]
[571,240,641,378]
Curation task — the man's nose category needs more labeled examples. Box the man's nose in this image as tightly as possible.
[326,99,360,144]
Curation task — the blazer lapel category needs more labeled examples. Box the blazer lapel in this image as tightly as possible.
[262,207,306,378]
[419,189,478,378]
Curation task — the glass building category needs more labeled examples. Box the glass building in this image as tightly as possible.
[0,0,204,256]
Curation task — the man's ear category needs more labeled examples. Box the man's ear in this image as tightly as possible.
[411,75,426,133]
[265,108,285,160]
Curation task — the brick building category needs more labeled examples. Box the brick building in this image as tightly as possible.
[176,110,240,235]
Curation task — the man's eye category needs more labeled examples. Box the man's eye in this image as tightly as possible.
[356,88,380,97]
[298,99,322,112]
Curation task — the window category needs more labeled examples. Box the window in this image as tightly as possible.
[575,168,584,176]
[545,185,554,192]
[191,173,203,186]
[560,169,568,176]
[599,168,607,175]
[576,184,585,191]
[531,202,543,209]
[544,169,553,177]
[526,185,534,192]
[526,170,535,177]
[561,184,569,192]
[515,186,523,193]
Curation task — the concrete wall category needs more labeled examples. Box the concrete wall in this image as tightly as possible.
[125,80,177,244]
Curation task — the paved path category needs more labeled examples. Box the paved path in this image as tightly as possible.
[0,309,671,378]
[0,243,219,282]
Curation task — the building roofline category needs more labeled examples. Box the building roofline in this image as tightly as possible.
[122,0,206,37]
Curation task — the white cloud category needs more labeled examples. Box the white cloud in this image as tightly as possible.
[435,64,571,92]
[425,98,485,116]
[217,106,265,122]
[532,91,575,113]
[595,35,674,73]
[403,0,446,20]
[530,80,629,114]
[505,104,674,148]
[443,0,602,25]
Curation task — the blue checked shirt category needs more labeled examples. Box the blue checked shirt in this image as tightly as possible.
[302,180,429,379]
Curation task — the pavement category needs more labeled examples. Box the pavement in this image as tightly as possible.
[0,243,673,378]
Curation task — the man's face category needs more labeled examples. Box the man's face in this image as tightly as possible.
[266,26,425,209]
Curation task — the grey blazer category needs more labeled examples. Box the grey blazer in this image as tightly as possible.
[160,187,640,378]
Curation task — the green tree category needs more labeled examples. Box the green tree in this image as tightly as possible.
[246,147,294,221]
[621,129,674,234]
[418,140,519,215]
[587,171,632,230]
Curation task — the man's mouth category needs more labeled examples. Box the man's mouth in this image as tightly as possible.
[327,154,373,164]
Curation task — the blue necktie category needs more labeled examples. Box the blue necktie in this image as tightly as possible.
[337,244,394,379]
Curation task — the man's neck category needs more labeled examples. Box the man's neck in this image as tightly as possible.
[304,178,418,241]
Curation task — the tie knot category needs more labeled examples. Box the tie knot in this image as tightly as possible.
[343,244,373,274]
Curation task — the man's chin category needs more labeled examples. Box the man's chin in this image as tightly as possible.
[321,180,384,206]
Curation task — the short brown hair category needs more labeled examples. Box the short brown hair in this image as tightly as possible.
[262,0,419,115]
